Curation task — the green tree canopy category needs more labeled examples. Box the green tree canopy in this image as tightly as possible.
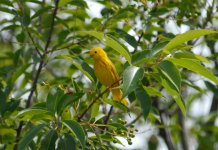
[0,0,218,149]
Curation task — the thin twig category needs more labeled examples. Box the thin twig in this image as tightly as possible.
[44,2,59,52]
[126,112,143,127]
[104,106,113,125]
[202,0,215,28]
[133,32,144,53]
[26,30,42,58]
[77,79,121,121]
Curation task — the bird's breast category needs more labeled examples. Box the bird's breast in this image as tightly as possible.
[94,60,117,87]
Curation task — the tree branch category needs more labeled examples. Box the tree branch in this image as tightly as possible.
[25,0,59,108]
[178,109,189,150]
[154,99,175,150]
[44,0,59,52]
[14,0,60,149]
[104,106,113,124]
[202,0,215,28]
[159,112,175,150]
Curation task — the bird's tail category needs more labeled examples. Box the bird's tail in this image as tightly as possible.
[111,88,128,106]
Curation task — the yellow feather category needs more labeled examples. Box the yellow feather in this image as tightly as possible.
[90,47,128,106]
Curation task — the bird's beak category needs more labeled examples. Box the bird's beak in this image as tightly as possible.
[89,51,93,57]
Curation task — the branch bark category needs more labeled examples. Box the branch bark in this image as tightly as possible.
[159,112,175,150]
[154,99,175,150]
[178,109,189,150]
[104,106,113,125]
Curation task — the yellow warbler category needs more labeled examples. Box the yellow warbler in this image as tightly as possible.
[90,47,128,106]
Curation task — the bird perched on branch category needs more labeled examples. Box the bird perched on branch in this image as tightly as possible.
[90,47,128,106]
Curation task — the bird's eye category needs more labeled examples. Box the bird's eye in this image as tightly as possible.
[94,51,97,53]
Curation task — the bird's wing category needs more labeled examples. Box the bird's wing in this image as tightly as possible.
[106,59,120,86]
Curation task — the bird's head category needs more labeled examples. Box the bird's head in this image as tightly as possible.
[90,47,107,60]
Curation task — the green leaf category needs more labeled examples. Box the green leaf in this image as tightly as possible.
[163,30,218,53]
[81,61,96,81]
[107,123,127,131]
[135,86,151,120]
[0,126,16,135]
[56,93,72,115]
[32,102,47,109]
[16,32,26,43]
[56,55,95,82]
[205,81,218,94]
[72,80,81,93]
[31,6,52,19]
[173,52,209,62]
[19,4,31,27]
[78,31,131,63]
[158,60,181,93]
[23,0,43,4]
[0,7,14,14]
[58,134,77,150]
[57,92,83,115]
[46,87,82,115]
[122,66,144,97]
[106,35,131,63]
[63,120,86,148]
[18,124,45,150]
[5,99,20,113]
[91,101,100,119]
[90,134,121,145]
[39,130,58,150]
[0,0,13,6]
[160,76,186,116]
[115,29,137,49]
[16,108,53,121]
[151,41,169,57]
[11,64,30,84]
[58,0,72,7]
[168,58,218,85]
[144,86,164,98]
[103,98,128,112]
[0,87,7,116]
[72,60,95,82]
[132,50,150,66]
[69,0,88,8]
[103,136,124,146]
[46,87,64,113]
[112,0,122,5]
[1,24,20,31]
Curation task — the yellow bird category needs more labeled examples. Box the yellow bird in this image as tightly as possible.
[90,47,128,106]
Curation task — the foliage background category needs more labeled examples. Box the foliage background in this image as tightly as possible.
[0,0,218,149]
